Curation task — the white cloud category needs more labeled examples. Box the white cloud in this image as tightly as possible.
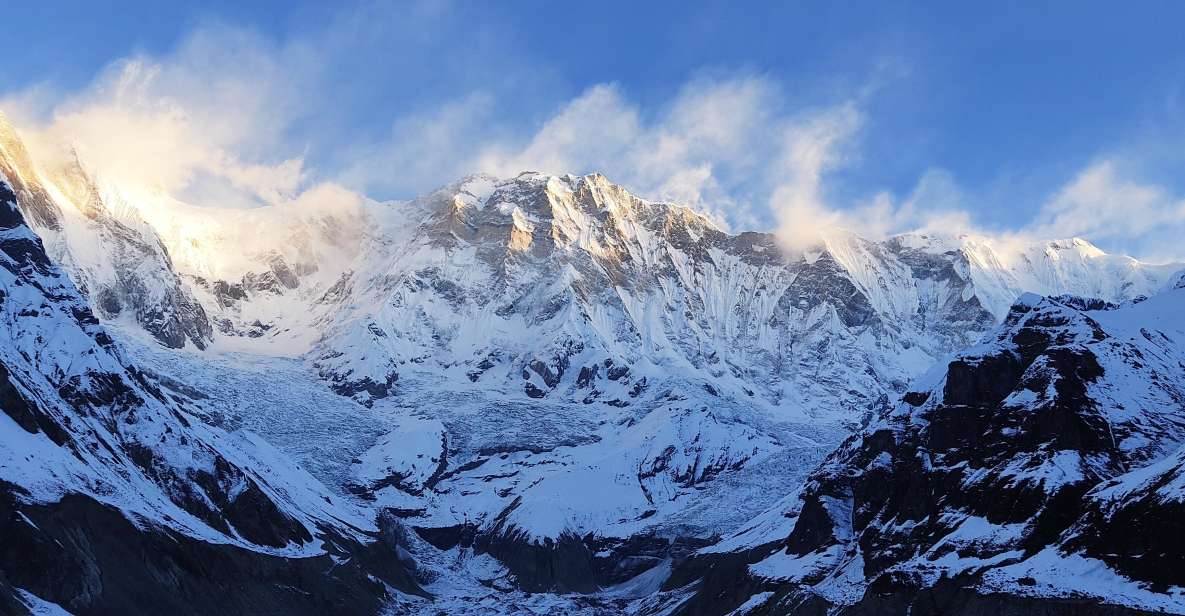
[0,14,944,243]
[339,93,498,197]
[5,26,318,210]
[478,84,641,180]
[768,103,864,249]
[4,12,1184,263]
[1020,161,1185,262]
[462,79,984,249]
[343,79,777,227]
[471,77,836,230]
[764,107,984,250]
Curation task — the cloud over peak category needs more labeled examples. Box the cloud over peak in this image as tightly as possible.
[3,11,1185,263]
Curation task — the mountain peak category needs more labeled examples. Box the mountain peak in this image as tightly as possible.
[427,171,727,258]
[1046,236,1106,257]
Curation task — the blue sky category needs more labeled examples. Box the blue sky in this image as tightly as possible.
[3,1,1185,260]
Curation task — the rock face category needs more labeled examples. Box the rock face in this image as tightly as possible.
[0,491,418,616]
[658,290,1185,615]
[0,179,422,614]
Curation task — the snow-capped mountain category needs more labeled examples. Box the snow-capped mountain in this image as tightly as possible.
[4,113,1167,423]
[3,111,1184,614]
[657,288,1185,615]
[95,167,1177,424]
[0,178,422,613]
[0,114,212,349]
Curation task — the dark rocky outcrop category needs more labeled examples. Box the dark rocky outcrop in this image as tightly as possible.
[659,293,1185,615]
[0,484,422,616]
[777,252,878,329]
[0,178,424,614]
[1065,447,1185,592]
[471,524,711,595]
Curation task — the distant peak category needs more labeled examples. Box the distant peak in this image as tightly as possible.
[1012,291,1047,310]
[442,170,727,234]
[1045,237,1104,256]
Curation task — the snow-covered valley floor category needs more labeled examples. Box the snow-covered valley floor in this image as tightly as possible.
[118,326,846,613]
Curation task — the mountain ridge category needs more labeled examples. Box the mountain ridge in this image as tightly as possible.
[652,287,1185,615]
[0,177,424,614]
[3,112,1185,614]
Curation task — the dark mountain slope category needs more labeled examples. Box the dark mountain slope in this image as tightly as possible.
[0,178,422,615]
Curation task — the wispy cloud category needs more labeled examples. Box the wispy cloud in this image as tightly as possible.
[1026,161,1185,262]
[473,78,776,228]
[4,25,317,209]
[3,8,1185,262]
